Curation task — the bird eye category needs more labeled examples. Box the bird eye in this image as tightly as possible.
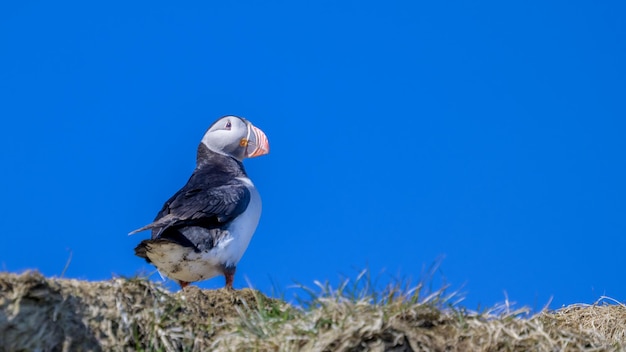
[225,121,232,130]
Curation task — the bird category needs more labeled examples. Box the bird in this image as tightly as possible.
[130,116,269,289]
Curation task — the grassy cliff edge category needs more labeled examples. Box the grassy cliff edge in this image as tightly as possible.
[1,271,624,351]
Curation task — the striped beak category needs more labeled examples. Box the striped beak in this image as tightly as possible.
[244,123,270,158]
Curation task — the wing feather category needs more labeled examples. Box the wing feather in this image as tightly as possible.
[129,170,250,237]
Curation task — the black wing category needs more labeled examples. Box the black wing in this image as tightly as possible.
[130,170,250,237]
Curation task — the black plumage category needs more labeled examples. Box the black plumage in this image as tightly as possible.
[134,144,251,261]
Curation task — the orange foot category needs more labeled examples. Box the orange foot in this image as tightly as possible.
[224,267,236,289]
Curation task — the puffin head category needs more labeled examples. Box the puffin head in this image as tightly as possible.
[200,116,270,161]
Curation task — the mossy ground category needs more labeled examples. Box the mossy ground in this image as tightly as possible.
[1,271,624,351]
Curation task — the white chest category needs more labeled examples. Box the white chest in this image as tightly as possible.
[214,177,262,265]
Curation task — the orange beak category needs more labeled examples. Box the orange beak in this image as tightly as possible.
[245,124,270,158]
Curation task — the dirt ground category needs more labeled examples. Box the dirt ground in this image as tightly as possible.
[0,271,269,351]
[1,271,625,352]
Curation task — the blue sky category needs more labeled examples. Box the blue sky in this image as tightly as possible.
[1,1,625,310]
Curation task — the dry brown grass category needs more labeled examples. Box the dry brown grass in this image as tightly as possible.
[1,271,625,352]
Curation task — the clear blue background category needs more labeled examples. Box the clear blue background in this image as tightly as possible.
[1,1,625,310]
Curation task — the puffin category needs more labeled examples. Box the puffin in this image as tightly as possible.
[131,116,269,289]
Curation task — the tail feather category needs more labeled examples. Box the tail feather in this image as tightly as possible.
[128,214,179,235]
[134,240,151,262]
[128,224,154,235]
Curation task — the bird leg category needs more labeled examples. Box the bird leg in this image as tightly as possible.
[178,280,190,289]
[223,265,236,290]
